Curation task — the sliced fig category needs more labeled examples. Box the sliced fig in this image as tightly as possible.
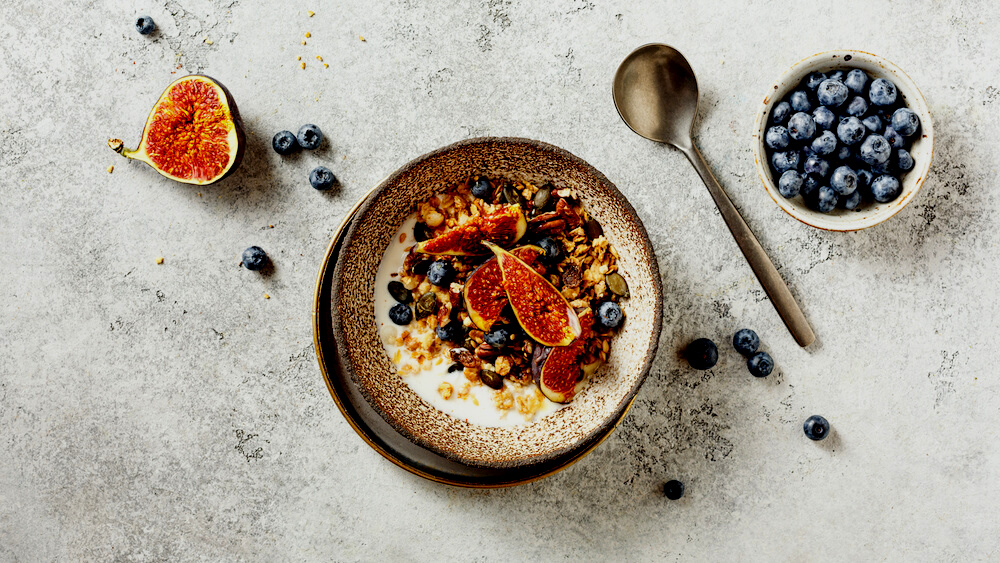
[538,310,595,403]
[109,74,245,185]
[415,205,526,256]
[484,242,581,347]
[463,245,543,331]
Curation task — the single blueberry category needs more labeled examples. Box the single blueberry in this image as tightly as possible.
[859,135,891,165]
[426,260,455,287]
[272,130,299,155]
[788,112,816,141]
[845,96,868,117]
[777,170,803,198]
[817,79,849,107]
[828,70,845,82]
[801,174,821,198]
[685,338,718,370]
[872,159,892,174]
[830,165,858,196]
[869,78,898,106]
[844,69,868,93]
[771,150,801,173]
[891,108,920,137]
[862,115,883,133]
[435,321,465,343]
[536,237,563,265]
[883,126,905,149]
[765,126,790,150]
[790,90,812,112]
[896,149,915,172]
[471,177,493,199]
[771,101,792,125]
[804,72,827,90]
[596,301,625,329]
[815,185,838,213]
[810,131,838,156]
[836,117,866,145]
[871,175,902,203]
[484,327,513,348]
[856,169,873,189]
[732,328,760,356]
[135,16,156,35]
[747,351,774,377]
[388,303,413,325]
[812,106,836,131]
[297,124,323,150]
[242,246,268,271]
[803,415,831,441]
[309,166,337,190]
[663,480,685,500]
[841,189,862,210]
[803,154,830,178]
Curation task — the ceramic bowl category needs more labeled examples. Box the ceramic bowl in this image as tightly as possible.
[753,50,934,231]
[331,137,663,468]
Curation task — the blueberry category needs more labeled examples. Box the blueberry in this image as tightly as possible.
[771,101,792,125]
[836,117,866,145]
[765,126,790,150]
[484,327,513,348]
[883,126,905,149]
[830,165,858,196]
[388,280,412,304]
[771,150,800,173]
[803,154,830,178]
[868,78,898,106]
[836,145,851,161]
[747,351,774,377]
[790,90,811,112]
[896,149,915,172]
[845,96,868,117]
[815,185,838,213]
[840,189,862,210]
[309,166,337,190]
[388,303,413,325]
[596,301,624,329]
[828,70,845,82]
[685,338,718,370]
[732,328,760,356]
[812,106,836,131]
[862,115,883,133]
[272,130,299,155]
[297,124,323,150]
[426,260,455,287]
[787,112,816,141]
[242,246,268,271]
[871,159,893,175]
[803,415,831,441]
[536,237,563,265]
[891,108,920,137]
[804,72,827,91]
[844,69,868,93]
[413,222,433,242]
[817,79,849,107]
[871,175,901,203]
[856,169,873,189]
[663,480,685,500]
[777,170,803,198]
[436,321,465,343]
[810,131,838,156]
[471,177,493,199]
[859,135,891,165]
[801,174,821,198]
[135,16,156,35]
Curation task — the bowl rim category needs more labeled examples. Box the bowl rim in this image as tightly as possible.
[752,49,934,232]
[329,136,664,468]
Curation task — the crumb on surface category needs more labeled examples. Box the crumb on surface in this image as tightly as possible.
[359,35,366,41]
[305,31,311,38]
[155,257,164,265]
[316,55,323,61]
[264,293,270,299]
[204,38,213,45]
[300,62,305,69]
[297,56,301,60]
[323,63,329,68]
[308,10,314,16]
[106,165,113,173]
[301,40,307,45]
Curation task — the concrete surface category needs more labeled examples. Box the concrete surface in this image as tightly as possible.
[2,0,999,560]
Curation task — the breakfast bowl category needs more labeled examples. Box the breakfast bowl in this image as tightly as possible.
[753,50,934,231]
[330,137,663,468]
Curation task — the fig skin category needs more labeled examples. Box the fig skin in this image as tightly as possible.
[463,245,543,331]
[415,205,527,256]
[108,74,245,185]
[537,309,595,403]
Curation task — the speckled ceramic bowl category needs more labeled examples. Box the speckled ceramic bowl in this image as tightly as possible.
[331,137,663,468]
[753,50,934,231]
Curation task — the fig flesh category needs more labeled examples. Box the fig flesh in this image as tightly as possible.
[537,309,595,403]
[108,74,245,185]
[484,242,580,347]
[415,205,526,256]
[463,245,544,331]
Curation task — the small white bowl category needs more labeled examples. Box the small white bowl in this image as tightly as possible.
[753,50,934,231]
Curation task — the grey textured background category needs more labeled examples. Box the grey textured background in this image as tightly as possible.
[2,0,998,560]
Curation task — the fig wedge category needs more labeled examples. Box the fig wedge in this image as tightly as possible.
[538,309,595,403]
[415,205,526,256]
[108,74,245,185]
[463,245,544,331]
[484,242,580,347]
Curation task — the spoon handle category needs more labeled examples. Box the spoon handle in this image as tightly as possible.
[682,143,816,347]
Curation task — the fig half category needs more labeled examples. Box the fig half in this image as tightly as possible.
[108,74,245,185]
[484,242,580,347]
[537,309,595,403]
[463,245,544,331]
[415,205,526,256]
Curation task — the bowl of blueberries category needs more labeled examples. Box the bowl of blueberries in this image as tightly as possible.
[753,50,933,231]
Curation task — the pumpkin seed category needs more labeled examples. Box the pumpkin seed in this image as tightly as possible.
[605,272,629,298]
[503,183,526,208]
[532,185,552,213]
[414,292,438,319]
[387,280,412,303]
[583,217,603,240]
[479,367,503,389]
[447,362,464,373]
[414,222,433,242]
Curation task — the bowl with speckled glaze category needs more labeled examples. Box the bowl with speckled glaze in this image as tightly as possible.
[330,137,663,469]
[753,50,934,231]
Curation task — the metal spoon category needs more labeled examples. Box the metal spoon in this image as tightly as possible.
[613,44,815,347]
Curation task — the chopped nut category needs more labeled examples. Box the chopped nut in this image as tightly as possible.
[438,382,453,400]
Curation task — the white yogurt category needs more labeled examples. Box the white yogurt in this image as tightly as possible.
[373,214,565,427]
